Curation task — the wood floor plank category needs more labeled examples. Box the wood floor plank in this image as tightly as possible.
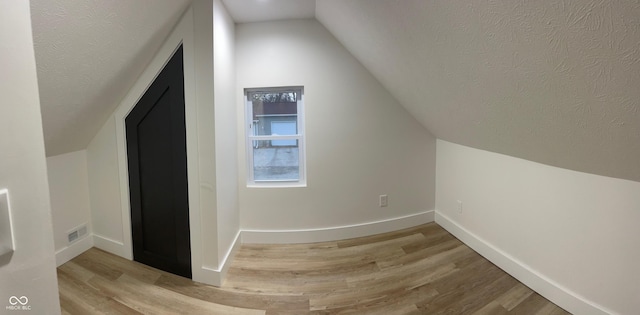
[534,303,566,315]
[416,262,514,313]
[70,250,123,281]
[375,242,473,270]
[58,222,571,314]
[430,256,503,294]
[84,248,163,284]
[309,263,455,311]
[401,228,455,254]
[234,234,424,271]
[57,269,141,314]
[497,283,535,311]
[376,238,465,270]
[92,273,265,315]
[508,293,552,314]
[155,273,310,312]
[472,301,510,315]
[443,273,519,314]
[225,260,381,288]
[321,284,439,315]
[58,260,94,283]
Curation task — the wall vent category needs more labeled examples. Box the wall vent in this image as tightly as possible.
[67,230,78,243]
[67,223,88,244]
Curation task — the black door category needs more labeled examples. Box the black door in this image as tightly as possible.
[125,45,191,278]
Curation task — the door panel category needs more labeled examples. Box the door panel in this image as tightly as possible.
[125,45,191,278]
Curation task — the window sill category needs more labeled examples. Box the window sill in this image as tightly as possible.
[247,182,307,188]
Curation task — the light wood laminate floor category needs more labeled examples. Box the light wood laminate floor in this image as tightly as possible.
[58,223,571,314]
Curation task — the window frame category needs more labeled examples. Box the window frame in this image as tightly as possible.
[245,86,306,187]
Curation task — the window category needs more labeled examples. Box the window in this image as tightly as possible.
[245,87,305,186]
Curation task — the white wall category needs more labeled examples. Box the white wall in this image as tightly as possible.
[213,0,240,272]
[0,1,61,312]
[435,140,640,315]
[86,117,125,256]
[46,150,93,265]
[236,19,436,239]
[192,0,218,274]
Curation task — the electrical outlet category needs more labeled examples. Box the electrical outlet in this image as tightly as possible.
[379,195,388,207]
[457,200,463,213]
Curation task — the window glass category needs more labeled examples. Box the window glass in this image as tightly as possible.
[252,140,299,181]
[246,87,305,185]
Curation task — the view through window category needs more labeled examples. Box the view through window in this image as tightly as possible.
[245,87,305,185]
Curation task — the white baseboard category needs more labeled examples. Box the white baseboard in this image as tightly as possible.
[55,235,94,266]
[194,230,242,287]
[435,211,613,315]
[93,234,131,259]
[242,210,435,244]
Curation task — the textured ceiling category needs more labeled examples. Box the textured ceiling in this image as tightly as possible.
[30,0,640,182]
[31,0,190,156]
[317,0,640,182]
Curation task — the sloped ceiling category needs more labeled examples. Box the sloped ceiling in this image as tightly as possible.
[30,0,640,182]
[31,0,190,157]
[316,0,640,182]
[222,0,315,23]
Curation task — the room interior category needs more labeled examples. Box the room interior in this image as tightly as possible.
[1,0,638,314]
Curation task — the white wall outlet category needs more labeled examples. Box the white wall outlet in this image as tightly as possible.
[0,189,15,257]
[457,200,463,213]
[379,194,388,207]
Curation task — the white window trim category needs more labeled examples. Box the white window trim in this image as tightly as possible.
[245,87,306,187]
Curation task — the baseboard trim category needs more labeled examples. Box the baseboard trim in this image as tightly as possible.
[55,235,94,266]
[93,234,130,259]
[242,210,435,244]
[194,230,242,287]
[435,211,613,315]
